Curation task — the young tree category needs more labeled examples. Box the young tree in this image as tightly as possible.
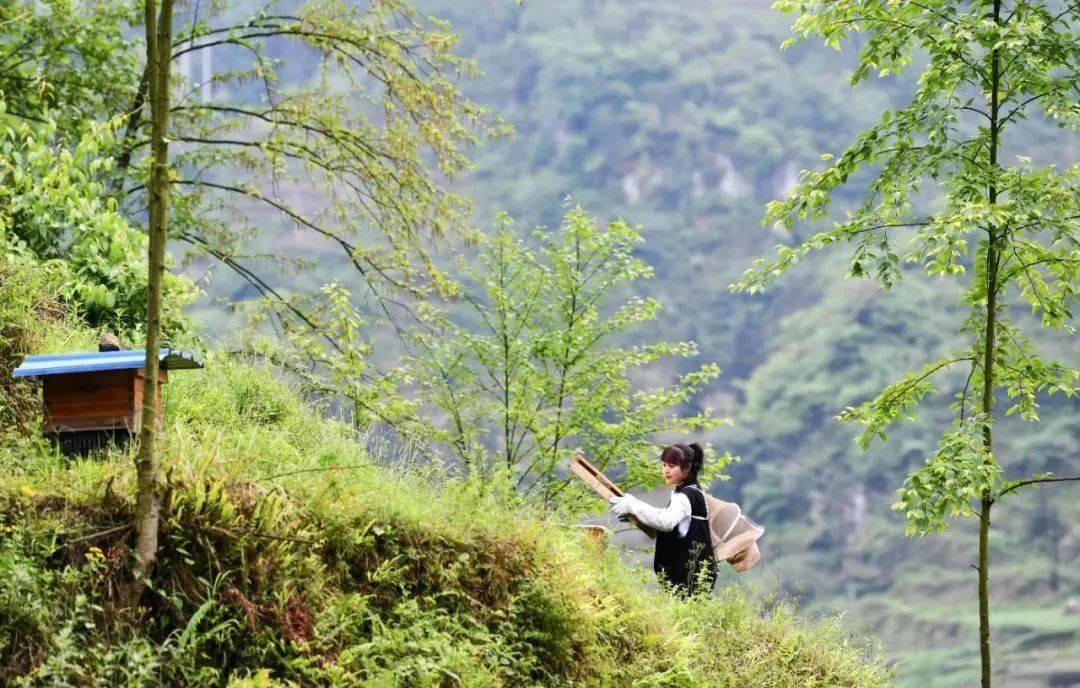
[734,1,1078,684]
[133,0,174,587]
[415,207,729,506]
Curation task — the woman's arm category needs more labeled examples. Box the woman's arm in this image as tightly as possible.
[610,493,691,532]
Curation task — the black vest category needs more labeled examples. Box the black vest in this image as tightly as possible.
[654,483,716,595]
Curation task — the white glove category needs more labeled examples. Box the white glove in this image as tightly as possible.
[609,495,638,518]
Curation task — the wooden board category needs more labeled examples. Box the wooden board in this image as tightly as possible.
[570,455,656,538]
[46,415,135,433]
[43,370,133,403]
[43,371,136,433]
[40,369,166,434]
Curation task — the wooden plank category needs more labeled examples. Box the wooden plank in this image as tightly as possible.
[570,455,656,538]
[47,400,133,419]
[43,371,135,403]
[45,415,134,433]
[569,456,622,500]
[133,369,164,430]
[133,373,143,429]
[45,385,132,405]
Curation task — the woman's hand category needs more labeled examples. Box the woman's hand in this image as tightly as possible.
[609,493,688,534]
[609,495,638,518]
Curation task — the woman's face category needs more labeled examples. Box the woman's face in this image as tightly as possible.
[661,459,689,486]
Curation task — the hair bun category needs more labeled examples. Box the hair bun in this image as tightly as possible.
[689,443,704,467]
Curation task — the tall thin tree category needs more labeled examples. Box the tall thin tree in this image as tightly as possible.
[734,1,1078,685]
[133,0,173,586]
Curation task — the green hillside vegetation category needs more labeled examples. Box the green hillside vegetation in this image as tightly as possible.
[0,261,890,686]
[1,0,1075,685]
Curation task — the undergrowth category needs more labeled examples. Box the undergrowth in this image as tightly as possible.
[0,262,891,687]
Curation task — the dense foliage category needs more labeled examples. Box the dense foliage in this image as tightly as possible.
[1,0,502,414]
[406,1,1078,684]
[0,0,1075,684]
[733,0,1078,682]
[0,112,195,334]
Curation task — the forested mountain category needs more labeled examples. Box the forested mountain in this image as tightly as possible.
[178,4,1079,684]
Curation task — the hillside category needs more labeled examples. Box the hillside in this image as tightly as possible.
[1,0,1075,684]
[182,2,1080,641]
[0,261,890,686]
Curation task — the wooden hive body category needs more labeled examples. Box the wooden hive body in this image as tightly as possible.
[12,349,201,454]
[42,368,167,434]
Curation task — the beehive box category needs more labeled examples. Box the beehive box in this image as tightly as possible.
[12,349,202,452]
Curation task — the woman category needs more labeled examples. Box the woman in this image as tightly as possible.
[609,443,717,596]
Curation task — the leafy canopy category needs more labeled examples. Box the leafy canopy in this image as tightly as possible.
[734,0,1079,533]
[2,0,502,399]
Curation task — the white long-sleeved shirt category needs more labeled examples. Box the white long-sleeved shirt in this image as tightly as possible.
[623,490,692,537]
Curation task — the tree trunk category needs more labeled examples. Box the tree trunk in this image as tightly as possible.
[978,0,1002,682]
[132,0,173,592]
[978,497,992,688]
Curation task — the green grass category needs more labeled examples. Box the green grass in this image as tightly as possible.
[0,260,892,687]
[989,605,1079,633]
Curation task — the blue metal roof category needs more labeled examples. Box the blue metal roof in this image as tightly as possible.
[12,349,204,378]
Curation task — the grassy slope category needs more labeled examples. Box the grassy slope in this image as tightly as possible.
[0,262,890,687]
